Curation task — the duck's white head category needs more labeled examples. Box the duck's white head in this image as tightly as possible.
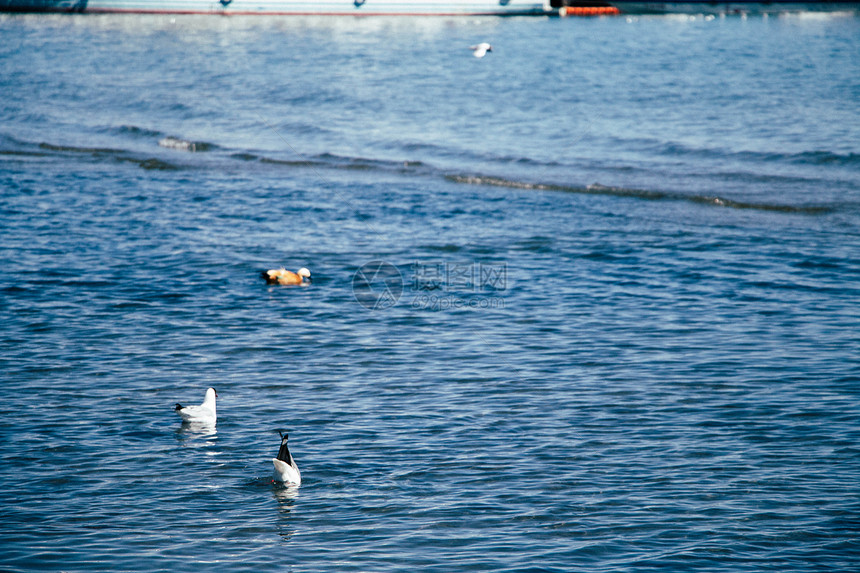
[298,268,311,279]
[205,387,218,402]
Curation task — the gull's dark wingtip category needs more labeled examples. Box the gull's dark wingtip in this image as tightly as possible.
[276,431,293,463]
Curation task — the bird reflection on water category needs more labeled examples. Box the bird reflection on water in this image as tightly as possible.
[273,483,300,542]
[176,421,218,446]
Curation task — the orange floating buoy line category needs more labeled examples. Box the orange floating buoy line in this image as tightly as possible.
[560,5,621,16]
[557,1,621,16]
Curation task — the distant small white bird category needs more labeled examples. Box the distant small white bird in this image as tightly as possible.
[470,42,493,58]
[272,431,301,486]
[174,387,217,425]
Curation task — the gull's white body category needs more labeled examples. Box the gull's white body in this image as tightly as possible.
[174,387,217,425]
[272,432,301,486]
[470,43,493,58]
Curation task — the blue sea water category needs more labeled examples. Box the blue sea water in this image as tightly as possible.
[1,10,859,572]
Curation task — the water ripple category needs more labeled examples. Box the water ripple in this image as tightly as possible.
[1,11,858,573]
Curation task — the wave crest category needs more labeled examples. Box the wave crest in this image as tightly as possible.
[448,175,832,215]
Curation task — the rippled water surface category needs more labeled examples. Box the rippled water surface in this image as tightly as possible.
[1,11,859,572]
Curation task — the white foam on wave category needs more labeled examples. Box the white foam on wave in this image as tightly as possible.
[158,136,198,152]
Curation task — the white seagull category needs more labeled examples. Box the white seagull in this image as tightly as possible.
[470,42,493,58]
[272,431,301,486]
[174,387,217,425]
